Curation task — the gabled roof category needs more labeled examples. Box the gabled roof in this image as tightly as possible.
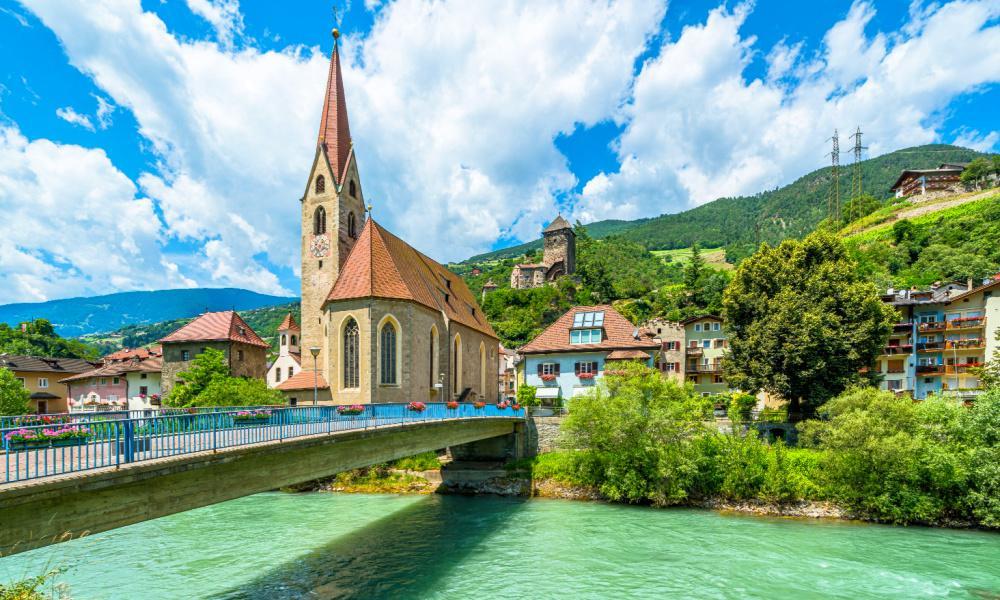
[946,275,1000,304]
[60,356,163,383]
[159,311,269,348]
[325,219,497,338]
[607,349,651,360]
[276,370,329,391]
[519,305,658,354]
[890,166,964,191]
[317,41,353,185]
[0,354,96,374]
[680,314,723,325]
[103,346,161,362]
[543,215,573,234]
[277,312,301,332]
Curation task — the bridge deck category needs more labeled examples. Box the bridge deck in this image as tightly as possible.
[2,403,524,486]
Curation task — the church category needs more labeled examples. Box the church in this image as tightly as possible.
[297,30,499,405]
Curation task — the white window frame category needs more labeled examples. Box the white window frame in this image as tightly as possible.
[694,323,702,332]
[712,322,721,331]
[38,377,48,388]
[541,363,558,376]
[578,361,597,375]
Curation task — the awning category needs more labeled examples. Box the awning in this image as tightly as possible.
[535,387,561,399]
[30,392,61,400]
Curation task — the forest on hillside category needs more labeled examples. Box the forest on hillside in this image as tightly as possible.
[0,320,99,360]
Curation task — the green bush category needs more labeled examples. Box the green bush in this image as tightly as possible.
[727,392,757,423]
[392,451,442,471]
[0,367,31,416]
[506,451,603,488]
[962,389,1000,526]
[517,384,538,407]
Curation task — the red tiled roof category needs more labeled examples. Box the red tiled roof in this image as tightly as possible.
[606,349,651,360]
[519,305,659,354]
[277,312,300,332]
[325,220,497,338]
[276,370,329,391]
[60,355,163,382]
[159,311,269,348]
[103,345,161,362]
[0,354,96,374]
[317,43,353,184]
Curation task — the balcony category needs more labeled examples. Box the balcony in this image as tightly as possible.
[687,361,722,373]
[945,339,985,350]
[882,344,912,355]
[918,322,946,333]
[686,347,703,356]
[893,322,914,331]
[944,364,982,375]
[917,341,945,352]
[916,365,945,375]
[946,317,985,330]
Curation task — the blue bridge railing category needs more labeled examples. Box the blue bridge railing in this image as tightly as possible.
[1,403,524,484]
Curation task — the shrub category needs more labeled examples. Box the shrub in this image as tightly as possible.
[727,392,757,423]
[0,367,31,416]
[506,450,602,488]
[517,385,539,407]
[393,451,442,471]
[962,389,1000,527]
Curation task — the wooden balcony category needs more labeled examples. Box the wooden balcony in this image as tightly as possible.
[945,339,985,350]
[687,361,722,373]
[917,341,945,352]
[918,322,946,333]
[946,317,985,330]
[882,345,912,355]
[916,365,945,375]
[685,347,703,356]
[944,364,982,375]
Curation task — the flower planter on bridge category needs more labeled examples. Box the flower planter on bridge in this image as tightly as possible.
[4,426,92,451]
[231,410,273,427]
[8,436,89,451]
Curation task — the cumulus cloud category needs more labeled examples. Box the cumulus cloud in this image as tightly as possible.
[0,125,190,302]
[575,0,1000,222]
[55,106,95,131]
[186,0,245,49]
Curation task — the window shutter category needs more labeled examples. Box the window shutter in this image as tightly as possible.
[675,362,681,372]
[554,363,561,375]
[574,362,580,375]
[537,363,543,376]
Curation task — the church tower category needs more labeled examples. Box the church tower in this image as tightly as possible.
[300,29,366,378]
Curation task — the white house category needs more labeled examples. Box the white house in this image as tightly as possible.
[267,313,302,388]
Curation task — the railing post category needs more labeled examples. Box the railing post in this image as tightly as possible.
[212,412,218,451]
[123,419,135,463]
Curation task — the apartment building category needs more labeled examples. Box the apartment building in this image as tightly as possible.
[681,315,730,397]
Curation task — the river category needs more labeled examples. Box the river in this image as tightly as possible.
[3,493,999,599]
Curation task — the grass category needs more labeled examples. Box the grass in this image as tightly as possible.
[843,189,1000,242]
[391,451,442,471]
[651,247,733,270]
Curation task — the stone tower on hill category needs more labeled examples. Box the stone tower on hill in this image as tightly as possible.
[510,215,576,289]
[300,30,366,371]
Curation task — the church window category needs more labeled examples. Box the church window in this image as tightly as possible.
[291,335,297,346]
[315,175,325,194]
[314,206,327,235]
[349,180,357,198]
[348,212,357,238]
[453,334,463,395]
[479,342,487,397]
[275,369,281,383]
[380,321,398,385]
[343,318,360,388]
[429,328,438,387]
[281,334,287,346]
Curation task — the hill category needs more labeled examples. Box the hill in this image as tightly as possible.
[80,302,302,356]
[462,144,983,264]
[0,288,298,337]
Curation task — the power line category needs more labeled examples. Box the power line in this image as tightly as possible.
[849,127,868,220]
[827,130,841,222]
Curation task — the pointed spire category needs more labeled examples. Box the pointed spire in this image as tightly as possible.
[317,28,353,185]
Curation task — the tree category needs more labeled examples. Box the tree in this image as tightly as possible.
[683,244,705,297]
[196,377,283,407]
[165,348,230,407]
[959,156,998,188]
[722,231,896,418]
[0,367,31,416]
[560,362,712,505]
[841,194,881,224]
[516,384,538,407]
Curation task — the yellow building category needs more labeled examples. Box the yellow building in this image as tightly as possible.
[0,355,96,414]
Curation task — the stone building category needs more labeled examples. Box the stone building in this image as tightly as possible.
[510,215,576,289]
[643,318,685,383]
[158,311,269,395]
[297,30,498,405]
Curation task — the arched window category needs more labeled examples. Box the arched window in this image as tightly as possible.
[290,334,297,346]
[348,212,357,239]
[380,321,397,385]
[314,206,327,235]
[453,334,463,395]
[315,175,325,194]
[281,334,287,346]
[480,342,487,398]
[349,179,357,198]
[429,326,439,388]
[343,318,359,388]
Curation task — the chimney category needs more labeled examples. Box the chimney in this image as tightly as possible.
[968,278,974,291]
[886,287,894,296]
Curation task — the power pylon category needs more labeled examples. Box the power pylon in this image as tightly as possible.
[849,126,867,208]
[828,130,841,222]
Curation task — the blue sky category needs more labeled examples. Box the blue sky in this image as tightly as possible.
[0,0,997,304]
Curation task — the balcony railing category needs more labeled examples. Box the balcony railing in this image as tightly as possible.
[945,339,985,350]
[687,362,722,373]
[686,347,703,356]
[917,341,945,351]
[946,317,985,330]
[944,364,982,375]
[893,322,914,331]
[882,345,912,355]
[918,322,946,332]
[916,365,945,375]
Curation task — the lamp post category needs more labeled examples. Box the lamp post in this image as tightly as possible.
[310,347,321,406]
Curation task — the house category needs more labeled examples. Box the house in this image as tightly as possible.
[643,318,686,383]
[267,313,302,388]
[890,163,966,198]
[682,315,729,398]
[158,310,269,395]
[0,355,96,414]
[276,370,331,406]
[519,305,659,404]
[61,347,163,411]
[879,276,1000,400]
[297,33,499,405]
[510,216,576,289]
[499,345,517,401]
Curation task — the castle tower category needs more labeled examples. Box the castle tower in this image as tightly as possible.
[300,29,366,380]
[541,215,575,280]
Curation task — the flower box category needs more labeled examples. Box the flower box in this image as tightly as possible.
[540,374,557,382]
[446,401,460,410]
[473,401,486,409]
[577,372,595,380]
[337,405,365,416]
[512,403,522,410]
[232,410,273,426]
[407,402,427,412]
[497,401,510,409]
[5,426,92,450]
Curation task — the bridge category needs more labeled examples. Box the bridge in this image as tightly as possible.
[0,403,526,557]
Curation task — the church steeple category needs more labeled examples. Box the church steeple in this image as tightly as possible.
[317,29,353,185]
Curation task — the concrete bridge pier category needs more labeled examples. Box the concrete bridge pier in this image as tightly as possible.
[448,421,528,462]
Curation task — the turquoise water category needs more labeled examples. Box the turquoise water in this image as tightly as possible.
[3,493,999,599]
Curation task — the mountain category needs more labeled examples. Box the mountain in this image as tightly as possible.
[462,144,983,264]
[0,288,298,337]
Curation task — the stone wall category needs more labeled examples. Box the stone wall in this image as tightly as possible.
[160,341,265,395]
[527,414,565,455]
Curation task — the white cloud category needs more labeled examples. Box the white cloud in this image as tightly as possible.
[0,125,192,303]
[953,128,1000,152]
[93,94,115,128]
[575,1,1000,223]
[186,0,245,49]
[55,106,95,131]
